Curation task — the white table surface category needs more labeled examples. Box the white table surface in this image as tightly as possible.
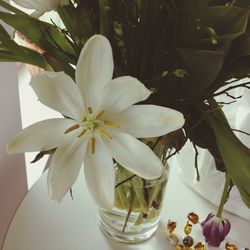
[3,166,250,250]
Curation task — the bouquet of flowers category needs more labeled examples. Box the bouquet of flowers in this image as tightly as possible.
[1,0,250,246]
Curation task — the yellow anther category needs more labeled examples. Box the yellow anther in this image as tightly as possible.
[91,137,96,154]
[96,110,105,119]
[78,129,87,138]
[98,128,112,140]
[64,124,80,134]
[88,107,93,114]
[104,120,120,128]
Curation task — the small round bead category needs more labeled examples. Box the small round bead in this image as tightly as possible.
[188,212,199,224]
[167,220,177,234]
[184,221,192,234]
[194,242,206,250]
[167,233,179,246]
[225,242,238,250]
[176,244,185,250]
[182,235,194,247]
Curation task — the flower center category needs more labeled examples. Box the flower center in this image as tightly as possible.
[64,107,120,154]
[85,116,98,131]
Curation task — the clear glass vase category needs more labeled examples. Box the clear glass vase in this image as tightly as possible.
[99,140,168,243]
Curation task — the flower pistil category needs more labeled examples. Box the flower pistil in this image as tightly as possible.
[64,106,119,154]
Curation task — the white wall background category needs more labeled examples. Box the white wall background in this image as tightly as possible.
[0,3,28,248]
[0,62,28,249]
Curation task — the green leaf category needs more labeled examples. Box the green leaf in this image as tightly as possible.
[180,5,250,48]
[147,184,161,208]
[205,99,250,208]
[0,25,45,67]
[198,6,250,46]
[232,0,250,8]
[0,11,77,64]
[208,29,250,91]
[178,45,229,97]
[231,31,250,60]
[56,5,76,38]
[132,177,148,212]
[114,166,131,210]
[0,25,20,53]
[0,48,44,67]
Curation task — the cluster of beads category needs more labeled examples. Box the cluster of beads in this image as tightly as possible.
[166,212,206,250]
[166,212,249,250]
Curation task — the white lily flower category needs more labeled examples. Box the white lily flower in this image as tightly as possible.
[7,35,185,208]
[11,0,65,16]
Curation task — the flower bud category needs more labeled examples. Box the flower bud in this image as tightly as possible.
[201,212,231,247]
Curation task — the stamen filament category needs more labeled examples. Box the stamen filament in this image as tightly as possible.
[78,129,87,138]
[96,110,105,119]
[91,137,96,154]
[64,124,80,134]
[98,128,112,140]
[104,120,120,128]
[88,107,93,114]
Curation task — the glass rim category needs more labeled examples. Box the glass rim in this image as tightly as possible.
[115,166,168,189]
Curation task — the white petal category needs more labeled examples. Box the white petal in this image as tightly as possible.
[84,137,115,209]
[48,136,89,202]
[103,131,163,180]
[76,35,113,112]
[7,118,79,154]
[30,71,85,121]
[109,105,185,138]
[99,76,151,116]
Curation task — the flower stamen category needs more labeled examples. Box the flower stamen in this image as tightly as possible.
[96,110,105,119]
[91,136,96,154]
[104,120,120,128]
[64,124,80,134]
[98,128,112,140]
[88,107,93,114]
[78,129,87,138]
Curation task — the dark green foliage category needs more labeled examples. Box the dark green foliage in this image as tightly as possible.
[94,0,250,193]
[0,0,250,206]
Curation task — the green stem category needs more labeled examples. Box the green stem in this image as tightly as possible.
[56,6,74,37]
[216,173,231,218]
[99,0,110,35]
[122,189,134,232]
[151,136,162,151]
[115,174,136,189]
